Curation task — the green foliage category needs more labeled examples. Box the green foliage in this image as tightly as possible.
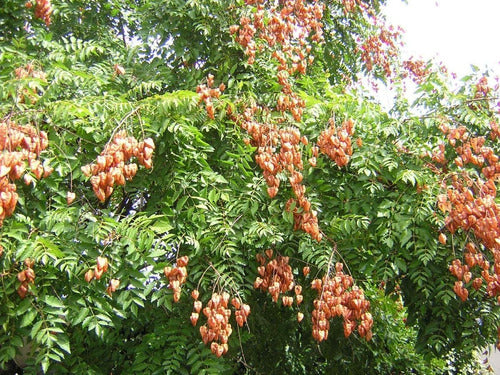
[0,0,498,374]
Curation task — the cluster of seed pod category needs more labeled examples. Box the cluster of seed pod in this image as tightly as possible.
[357,25,401,77]
[199,83,323,241]
[238,105,322,240]
[14,63,48,104]
[474,76,491,100]
[17,258,35,299]
[276,91,306,122]
[402,58,430,84]
[163,256,189,302]
[195,293,227,357]
[231,16,257,64]
[449,259,472,302]
[190,289,250,357]
[286,197,322,242]
[439,177,499,247]
[489,120,500,141]
[25,0,52,26]
[449,240,500,304]
[255,124,305,195]
[431,124,471,166]
[0,120,50,226]
[431,119,500,347]
[201,1,329,243]
[436,123,500,180]
[442,179,500,299]
[254,250,304,306]
[81,131,154,202]
[317,118,354,168]
[310,262,373,342]
[231,296,251,328]
[276,71,306,122]
[0,178,18,227]
[231,0,324,67]
[196,74,225,120]
[84,256,109,282]
[229,0,320,127]
[341,0,367,14]
[434,122,500,246]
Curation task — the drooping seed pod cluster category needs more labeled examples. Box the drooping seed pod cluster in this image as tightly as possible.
[230,0,321,124]
[445,184,500,300]
[236,102,323,240]
[14,63,48,104]
[232,296,251,328]
[431,122,500,175]
[81,131,154,202]
[340,0,368,14]
[0,120,50,226]
[285,198,322,242]
[275,68,305,123]
[84,257,120,297]
[439,177,500,247]
[84,256,109,283]
[163,256,189,302]
[317,118,355,168]
[441,125,500,180]
[200,292,231,358]
[197,1,331,244]
[197,293,229,357]
[17,258,35,299]
[198,2,355,244]
[449,259,471,302]
[489,120,500,141]
[190,289,250,357]
[474,76,491,101]
[231,0,324,66]
[430,116,500,347]
[402,58,430,84]
[310,262,372,342]
[254,250,303,306]
[357,25,401,77]
[27,0,53,26]
[197,74,225,120]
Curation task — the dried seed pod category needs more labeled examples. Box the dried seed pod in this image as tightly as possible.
[84,269,94,283]
[113,64,125,76]
[94,267,104,280]
[194,300,202,313]
[177,256,189,267]
[191,289,200,300]
[190,312,199,326]
[96,256,108,272]
[66,191,76,205]
[82,132,154,201]
[164,258,189,302]
[303,266,310,276]
[297,312,304,322]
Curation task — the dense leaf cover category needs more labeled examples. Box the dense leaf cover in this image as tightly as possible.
[1,0,500,373]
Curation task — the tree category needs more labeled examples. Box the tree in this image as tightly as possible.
[0,0,499,373]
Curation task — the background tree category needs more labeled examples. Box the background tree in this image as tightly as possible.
[0,0,499,373]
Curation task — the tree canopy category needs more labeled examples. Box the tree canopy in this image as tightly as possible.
[1,0,500,373]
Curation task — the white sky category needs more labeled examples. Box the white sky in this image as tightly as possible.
[383,0,500,76]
